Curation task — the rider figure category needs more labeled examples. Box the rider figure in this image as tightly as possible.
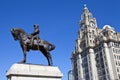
[30,24,40,46]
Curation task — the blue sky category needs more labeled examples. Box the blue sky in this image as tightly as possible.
[0,0,120,80]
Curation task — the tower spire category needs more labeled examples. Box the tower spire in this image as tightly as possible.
[81,5,93,25]
[84,4,87,9]
[83,4,89,14]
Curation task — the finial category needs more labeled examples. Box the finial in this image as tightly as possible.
[84,4,88,9]
[84,4,87,7]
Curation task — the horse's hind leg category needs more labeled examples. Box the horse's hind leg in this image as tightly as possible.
[47,52,53,66]
[44,51,53,66]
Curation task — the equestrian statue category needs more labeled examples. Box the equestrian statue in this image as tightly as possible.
[11,24,55,66]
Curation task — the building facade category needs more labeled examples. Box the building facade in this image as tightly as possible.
[71,6,120,80]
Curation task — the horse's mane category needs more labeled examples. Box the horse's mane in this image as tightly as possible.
[14,28,28,35]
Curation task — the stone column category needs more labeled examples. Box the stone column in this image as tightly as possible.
[6,63,63,80]
[103,43,114,80]
[77,54,84,80]
[89,48,98,80]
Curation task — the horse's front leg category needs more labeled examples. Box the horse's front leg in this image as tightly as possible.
[20,45,27,63]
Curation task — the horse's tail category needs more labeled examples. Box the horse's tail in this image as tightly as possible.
[49,43,55,51]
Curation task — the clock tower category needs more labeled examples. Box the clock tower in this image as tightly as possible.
[73,5,99,80]
[78,5,98,52]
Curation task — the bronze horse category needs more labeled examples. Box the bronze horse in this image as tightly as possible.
[11,28,55,66]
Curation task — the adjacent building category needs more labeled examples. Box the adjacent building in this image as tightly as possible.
[68,70,74,80]
[71,5,120,80]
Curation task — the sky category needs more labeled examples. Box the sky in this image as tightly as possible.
[0,0,120,80]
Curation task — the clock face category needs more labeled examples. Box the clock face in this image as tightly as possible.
[90,22,95,28]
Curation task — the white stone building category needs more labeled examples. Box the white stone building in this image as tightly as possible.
[71,6,120,80]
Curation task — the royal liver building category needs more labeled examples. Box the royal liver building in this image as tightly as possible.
[71,6,120,80]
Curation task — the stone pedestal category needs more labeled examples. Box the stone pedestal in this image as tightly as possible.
[6,63,63,80]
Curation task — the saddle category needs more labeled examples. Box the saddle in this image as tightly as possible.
[27,35,41,45]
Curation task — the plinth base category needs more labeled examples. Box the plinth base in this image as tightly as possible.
[6,63,63,80]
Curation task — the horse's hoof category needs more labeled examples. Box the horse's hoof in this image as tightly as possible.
[18,61,26,64]
[48,64,53,66]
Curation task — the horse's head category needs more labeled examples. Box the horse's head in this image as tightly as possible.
[11,28,19,40]
[11,28,28,41]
